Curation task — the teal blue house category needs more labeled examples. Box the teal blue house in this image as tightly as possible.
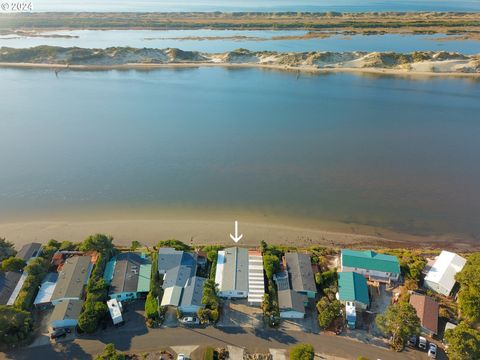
[338,272,370,309]
[341,249,400,283]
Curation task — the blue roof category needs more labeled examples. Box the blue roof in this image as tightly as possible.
[341,249,400,274]
[338,272,370,305]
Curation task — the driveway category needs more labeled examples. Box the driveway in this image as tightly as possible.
[218,300,263,328]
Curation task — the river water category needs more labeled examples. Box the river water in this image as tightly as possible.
[1,67,480,238]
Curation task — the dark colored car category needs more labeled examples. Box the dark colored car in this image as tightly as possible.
[408,335,417,347]
[50,328,67,340]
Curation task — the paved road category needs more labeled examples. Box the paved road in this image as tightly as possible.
[1,327,428,360]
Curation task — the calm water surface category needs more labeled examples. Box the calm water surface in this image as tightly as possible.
[2,30,480,54]
[1,68,480,237]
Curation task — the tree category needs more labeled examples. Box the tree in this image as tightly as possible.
[375,302,421,351]
[59,241,77,251]
[316,298,341,329]
[157,239,191,252]
[0,305,33,346]
[80,234,115,255]
[1,257,26,272]
[95,343,125,360]
[263,254,280,280]
[0,238,16,262]
[130,240,141,251]
[289,344,314,360]
[456,252,480,324]
[444,322,480,360]
[78,300,107,333]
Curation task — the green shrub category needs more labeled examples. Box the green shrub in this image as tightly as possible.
[204,347,216,360]
[289,344,314,360]
[157,239,191,252]
[0,306,33,347]
[145,292,159,321]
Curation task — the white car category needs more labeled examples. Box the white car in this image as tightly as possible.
[419,336,427,350]
[428,343,437,358]
[177,354,186,360]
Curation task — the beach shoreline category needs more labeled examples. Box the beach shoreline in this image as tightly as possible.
[1,213,478,252]
[1,61,480,78]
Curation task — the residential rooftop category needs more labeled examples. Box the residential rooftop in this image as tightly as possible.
[107,252,151,296]
[179,276,206,309]
[50,299,84,325]
[285,252,317,294]
[51,256,93,302]
[215,247,249,293]
[341,249,400,274]
[338,271,369,305]
[424,251,466,293]
[409,293,439,334]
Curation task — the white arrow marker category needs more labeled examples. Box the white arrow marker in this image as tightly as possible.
[230,220,243,243]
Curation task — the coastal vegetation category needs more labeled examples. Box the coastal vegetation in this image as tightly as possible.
[145,250,164,327]
[78,253,109,333]
[1,12,479,34]
[199,278,220,324]
[375,302,421,351]
[0,306,33,348]
[95,343,126,360]
[260,241,280,326]
[0,238,16,261]
[456,252,480,324]
[444,322,480,360]
[77,234,115,333]
[157,239,192,252]
[289,343,315,360]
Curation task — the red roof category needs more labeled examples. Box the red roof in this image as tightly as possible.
[409,294,439,334]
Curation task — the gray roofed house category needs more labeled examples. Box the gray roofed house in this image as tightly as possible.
[277,289,308,317]
[158,248,197,289]
[16,243,42,262]
[0,271,22,305]
[179,276,207,313]
[51,256,93,305]
[0,242,44,306]
[158,248,184,274]
[50,299,84,329]
[215,247,249,298]
[285,252,317,298]
[108,252,151,301]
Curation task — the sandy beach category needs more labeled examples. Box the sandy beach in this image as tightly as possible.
[0,211,478,252]
[1,61,479,78]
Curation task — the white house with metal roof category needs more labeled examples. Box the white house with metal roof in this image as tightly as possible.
[424,251,466,296]
[215,247,249,299]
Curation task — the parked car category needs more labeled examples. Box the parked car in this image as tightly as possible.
[419,336,427,350]
[50,328,67,340]
[180,316,199,325]
[177,353,186,360]
[407,335,417,347]
[428,343,437,358]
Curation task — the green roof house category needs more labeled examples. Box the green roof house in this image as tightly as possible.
[341,249,400,283]
[338,272,370,309]
[105,252,151,301]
